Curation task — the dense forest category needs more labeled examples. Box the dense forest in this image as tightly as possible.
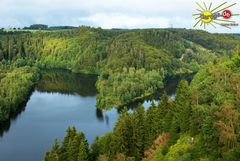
[0,27,239,112]
[0,65,39,122]
[0,27,239,160]
[45,53,240,161]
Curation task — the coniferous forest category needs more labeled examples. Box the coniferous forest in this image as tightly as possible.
[0,27,239,161]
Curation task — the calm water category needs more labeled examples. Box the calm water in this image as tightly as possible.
[0,70,119,161]
[0,70,191,161]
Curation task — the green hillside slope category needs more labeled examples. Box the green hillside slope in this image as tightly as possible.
[0,27,239,113]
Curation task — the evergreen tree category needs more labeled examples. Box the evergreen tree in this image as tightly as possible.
[145,102,158,148]
[111,108,131,157]
[173,80,192,132]
[77,139,89,161]
[45,139,61,161]
[61,127,77,161]
[68,132,85,161]
[130,106,145,160]
[44,152,51,161]
[168,117,179,146]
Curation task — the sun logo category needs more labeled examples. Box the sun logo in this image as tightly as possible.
[193,2,239,29]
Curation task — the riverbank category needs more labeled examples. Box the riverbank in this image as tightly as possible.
[113,73,195,110]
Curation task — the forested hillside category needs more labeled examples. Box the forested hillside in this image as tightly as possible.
[0,27,240,160]
[45,52,240,161]
[0,66,39,122]
[0,27,239,111]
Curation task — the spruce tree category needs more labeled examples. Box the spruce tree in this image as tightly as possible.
[111,108,131,157]
[130,106,145,160]
[44,152,51,161]
[68,132,84,161]
[160,91,172,132]
[77,140,89,161]
[48,139,61,161]
[174,80,191,132]
[61,127,77,161]
[145,101,159,148]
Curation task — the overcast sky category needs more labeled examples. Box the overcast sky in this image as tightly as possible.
[0,0,239,33]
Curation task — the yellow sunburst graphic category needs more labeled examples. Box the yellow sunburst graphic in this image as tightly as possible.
[193,2,239,29]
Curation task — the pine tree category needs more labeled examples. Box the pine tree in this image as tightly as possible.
[111,108,131,157]
[160,91,173,132]
[160,91,169,108]
[68,132,84,161]
[91,136,101,161]
[130,106,145,160]
[173,80,191,132]
[48,139,61,161]
[44,152,51,161]
[61,127,77,161]
[77,139,89,161]
[168,117,179,146]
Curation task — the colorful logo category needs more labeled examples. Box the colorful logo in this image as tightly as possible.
[193,2,239,29]
[222,10,232,19]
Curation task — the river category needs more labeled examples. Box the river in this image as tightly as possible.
[0,70,192,161]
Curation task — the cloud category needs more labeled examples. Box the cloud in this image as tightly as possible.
[0,0,239,33]
[80,14,169,29]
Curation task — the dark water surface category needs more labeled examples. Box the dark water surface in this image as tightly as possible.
[0,70,119,161]
[0,70,192,161]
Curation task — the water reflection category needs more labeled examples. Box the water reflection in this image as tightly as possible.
[0,69,118,161]
[0,71,194,138]
[0,70,194,161]
[36,69,97,96]
[0,69,98,138]
[0,97,29,137]
[123,74,194,110]
[105,115,110,126]
[96,108,104,122]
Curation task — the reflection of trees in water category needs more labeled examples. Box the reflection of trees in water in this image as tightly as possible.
[0,70,97,138]
[96,108,104,122]
[95,108,110,126]
[117,74,195,110]
[0,100,27,137]
[95,74,195,126]
[105,115,109,126]
[36,69,97,96]
[0,121,10,137]
[0,72,194,138]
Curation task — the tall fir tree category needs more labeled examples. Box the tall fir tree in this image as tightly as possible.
[68,132,85,161]
[111,108,131,157]
[77,138,89,161]
[61,127,77,161]
[130,106,145,160]
[173,80,192,132]
[44,139,61,161]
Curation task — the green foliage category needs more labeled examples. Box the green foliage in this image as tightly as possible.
[1,27,240,161]
[152,135,194,161]
[0,66,39,122]
[93,54,240,161]
[91,133,113,160]
[173,80,192,132]
[220,145,240,161]
[44,139,61,161]
[44,127,89,161]
[1,27,237,110]
[96,68,163,109]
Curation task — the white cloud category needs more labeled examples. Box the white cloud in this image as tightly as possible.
[0,0,239,33]
[80,14,170,29]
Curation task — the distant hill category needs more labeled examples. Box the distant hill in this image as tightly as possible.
[0,27,239,108]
